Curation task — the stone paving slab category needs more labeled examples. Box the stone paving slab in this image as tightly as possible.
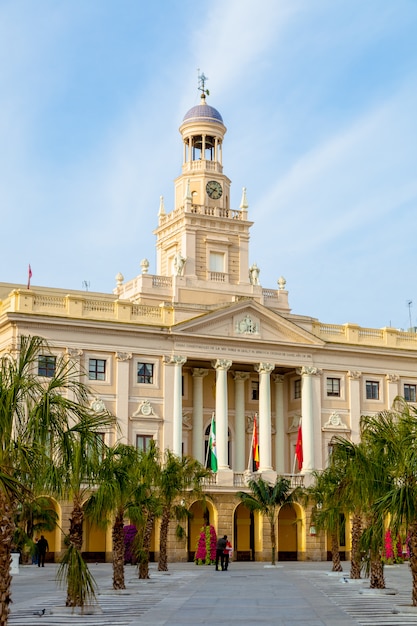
[8,560,417,625]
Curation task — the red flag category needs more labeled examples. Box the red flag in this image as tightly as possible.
[27,264,32,289]
[253,414,259,470]
[295,425,303,471]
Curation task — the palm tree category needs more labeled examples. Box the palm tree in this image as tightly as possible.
[237,476,299,566]
[157,451,207,572]
[51,411,113,607]
[130,442,163,580]
[0,335,109,626]
[361,402,417,605]
[307,466,344,572]
[331,435,388,587]
[84,443,143,590]
[13,496,58,563]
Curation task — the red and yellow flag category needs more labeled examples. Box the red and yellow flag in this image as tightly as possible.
[295,425,303,471]
[253,414,259,470]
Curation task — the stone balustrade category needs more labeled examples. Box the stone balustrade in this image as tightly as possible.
[312,321,417,349]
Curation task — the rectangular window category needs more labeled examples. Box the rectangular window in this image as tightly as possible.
[136,434,153,453]
[137,362,154,384]
[209,252,224,272]
[366,380,379,400]
[404,384,416,402]
[294,378,301,399]
[327,377,341,397]
[89,358,106,381]
[251,381,259,401]
[38,355,56,378]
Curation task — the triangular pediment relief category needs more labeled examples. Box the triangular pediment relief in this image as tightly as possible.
[172,301,323,347]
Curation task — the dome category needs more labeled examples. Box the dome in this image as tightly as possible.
[183,95,223,124]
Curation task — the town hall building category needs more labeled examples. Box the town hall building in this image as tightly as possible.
[1,79,417,563]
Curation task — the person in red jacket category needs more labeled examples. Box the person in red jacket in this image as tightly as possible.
[223,539,232,571]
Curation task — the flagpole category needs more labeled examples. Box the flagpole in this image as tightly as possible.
[247,425,254,471]
[247,414,256,471]
[205,412,214,468]
[292,451,297,475]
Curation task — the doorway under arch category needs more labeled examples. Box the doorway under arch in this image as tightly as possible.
[234,503,254,561]
[278,503,297,561]
[188,500,214,562]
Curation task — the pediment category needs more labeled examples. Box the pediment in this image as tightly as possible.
[172,301,323,347]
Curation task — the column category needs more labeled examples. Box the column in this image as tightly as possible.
[273,374,285,474]
[212,359,232,483]
[347,371,362,443]
[233,371,250,472]
[192,368,208,464]
[297,366,321,473]
[165,355,187,457]
[115,352,132,444]
[254,363,275,476]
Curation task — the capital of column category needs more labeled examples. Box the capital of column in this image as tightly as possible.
[212,359,232,371]
[254,362,275,375]
[347,370,362,380]
[192,368,209,378]
[164,355,187,366]
[296,366,321,377]
[272,374,285,384]
[233,371,250,382]
[116,352,132,362]
[386,373,399,383]
[67,348,83,358]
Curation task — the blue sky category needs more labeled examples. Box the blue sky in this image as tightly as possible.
[1,0,416,330]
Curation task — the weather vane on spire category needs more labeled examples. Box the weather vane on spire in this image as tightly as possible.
[197,69,210,96]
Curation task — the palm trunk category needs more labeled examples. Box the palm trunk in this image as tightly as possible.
[408,521,417,605]
[68,497,84,551]
[0,491,14,626]
[369,549,385,589]
[66,496,84,607]
[350,513,362,579]
[331,531,343,572]
[112,512,125,590]
[158,506,170,572]
[138,512,154,579]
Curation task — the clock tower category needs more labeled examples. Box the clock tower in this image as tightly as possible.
[154,75,253,285]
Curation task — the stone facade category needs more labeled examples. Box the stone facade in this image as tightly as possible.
[1,84,417,564]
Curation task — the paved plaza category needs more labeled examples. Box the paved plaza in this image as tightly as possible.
[9,560,417,625]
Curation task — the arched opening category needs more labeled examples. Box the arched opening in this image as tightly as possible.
[188,500,214,562]
[82,508,107,563]
[234,502,254,561]
[31,497,60,564]
[278,503,298,561]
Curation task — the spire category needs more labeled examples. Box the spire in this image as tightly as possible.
[239,187,249,210]
[184,179,192,204]
[158,195,166,217]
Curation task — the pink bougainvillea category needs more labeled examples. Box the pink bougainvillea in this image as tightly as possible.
[123,524,137,564]
[195,525,217,565]
[384,529,394,560]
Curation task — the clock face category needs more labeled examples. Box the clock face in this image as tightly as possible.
[206,180,223,199]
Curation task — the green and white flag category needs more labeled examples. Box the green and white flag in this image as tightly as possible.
[209,414,218,472]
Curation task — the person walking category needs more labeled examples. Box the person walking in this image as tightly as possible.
[215,535,227,571]
[223,538,232,571]
[37,535,49,567]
